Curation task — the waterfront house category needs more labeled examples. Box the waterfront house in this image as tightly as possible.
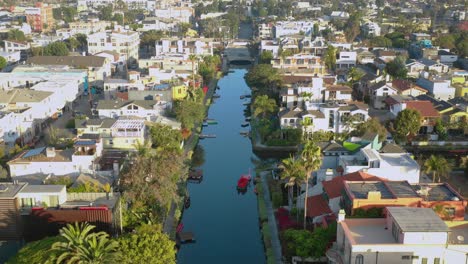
[327,207,468,264]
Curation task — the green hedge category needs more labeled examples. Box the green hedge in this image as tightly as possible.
[258,197,268,222]
[266,248,275,264]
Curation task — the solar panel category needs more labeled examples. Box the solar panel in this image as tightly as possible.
[23,147,46,158]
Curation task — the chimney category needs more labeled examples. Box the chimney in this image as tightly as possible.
[367,191,382,200]
[45,147,56,158]
[338,209,346,222]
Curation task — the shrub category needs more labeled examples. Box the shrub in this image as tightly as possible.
[258,197,268,222]
[272,192,283,208]
[65,119,75,129]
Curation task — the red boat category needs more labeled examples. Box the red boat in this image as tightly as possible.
[237,169,251,190]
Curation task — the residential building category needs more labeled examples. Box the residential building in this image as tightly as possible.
[8,146,98,177]
[299,37,327,57]
[155,38,214,57]
[327,207,468,264]
[273,21,315,38]
[370,80,427,109]
[141,17,178,32]
[330,11,349,20]
[25,2,54,32]
[153,7,193,24]
[271,54,326,75]
[342,181,466,220]
[279,101,369,134]
[68,20,111,35]
[417,58,450,74]
[26,56,111,87]
[76,118,145,150]
[3,40,30,53]
[417,76,455,101]
[361,22,381,37]
[260,40,280,58]
[0,88,66,144]
[0,50,20,63]
[96,99,169,120]
[405,60,426,77]
[87,29,140,62]
[338,148,420,183]
[336,51,357,69]
[0,182,27,240]
[257,23,273,39]
[438,50,458,67]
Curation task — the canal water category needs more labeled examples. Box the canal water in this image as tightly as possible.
[177,68,266,264]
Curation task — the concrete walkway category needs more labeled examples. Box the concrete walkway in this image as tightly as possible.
[163,201,176,237]
[261,172,283,264]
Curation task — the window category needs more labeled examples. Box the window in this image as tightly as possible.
[434,258,440,264]
[328,110,335,129]
[421,258,428,264]
[21,198,35,207]
[355,254,363,264]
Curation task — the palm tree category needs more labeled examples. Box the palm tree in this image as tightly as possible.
[300,140,322,229]
[189,54,198,88]
[281,155,304,210]
[424,155,451,183]
[51,222,118,264]
[252,95,277,119]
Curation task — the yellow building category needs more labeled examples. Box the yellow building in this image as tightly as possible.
[172,84,188,100]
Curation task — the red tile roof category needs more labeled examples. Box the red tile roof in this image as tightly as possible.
[306,194,332,218]
[405,101,440,117]
[391,79,427,93]
[322,171,384,199]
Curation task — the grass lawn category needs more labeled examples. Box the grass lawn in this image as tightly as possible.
[343,141,361,152]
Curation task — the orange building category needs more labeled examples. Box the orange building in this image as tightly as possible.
[342,181,467,221]
[25,2,54,32]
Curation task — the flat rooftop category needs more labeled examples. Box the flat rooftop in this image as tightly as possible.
[347,181,394,199]
[344,219,396,244]
[412,183,463,202]
[0,183,27,199]
[21,185,65,193]
[388,207,449,232]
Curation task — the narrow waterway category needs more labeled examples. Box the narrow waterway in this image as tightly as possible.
[177,68,266,264]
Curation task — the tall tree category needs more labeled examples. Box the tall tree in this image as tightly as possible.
[324,45,337,72]
[281,155,304,213]
[354,118,388,142]
[7,29,26,42]
[44,42,69,56]
[385,56,408,79]
[245,64,282,97]
[300,141,322,229]
[424,155,451,182]
[252,95,277,119]
[394,109,421,140]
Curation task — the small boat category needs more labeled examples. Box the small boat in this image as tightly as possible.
[243,102,250,106]
[216,85,220,90]
[240,95,245,99]
[237,169,252,191]
[177,232,195,244]
[188,169,203,181]
[240,131,249,136]
[184,196,191,209]
[212,94,220,98]
[245,94,251,98]
[245,117,251,122]
[199,134,216,139]
[205,118,218,125]
[176,223,184,233]
[202,122,208,127]
[241,122,249,127]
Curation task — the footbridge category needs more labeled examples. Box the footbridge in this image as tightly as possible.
[224,39,254,65]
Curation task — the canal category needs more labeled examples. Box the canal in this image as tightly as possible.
[177,68,266,264]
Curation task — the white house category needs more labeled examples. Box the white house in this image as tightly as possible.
[96,99,169,120]
[18,185,67,208]
[274,20,316,37]
[361,22,381,37]
[336,51,357,69]
[4,40,30,53]
[257,23,273,39]
[8,147,96,177]
[327,207,468,264]
[260,40,280,58]
[417,75,456,100]
[153,7,193,24]
[87,29,140,62]
[0,50,21,63]
[155,38,214,57]
[338,148,420,183]
[279,101,369,134]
